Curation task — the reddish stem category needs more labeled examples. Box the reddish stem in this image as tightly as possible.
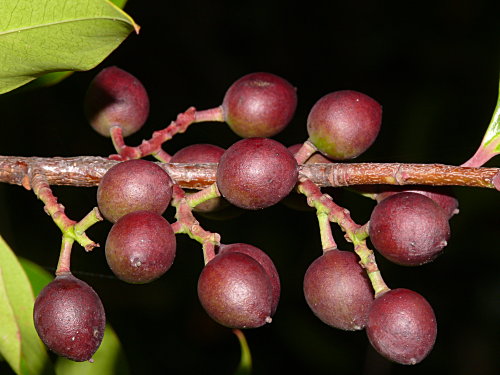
[109,106,225,161]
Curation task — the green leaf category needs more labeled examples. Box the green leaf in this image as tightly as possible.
[110,0,128,8]
[462,78,500,167]
[0,236,55,375]
[19,0,130,92]
[0,0,139,94]
[18,258,54,297]
[55,325,130,375]
[480,80,500,152]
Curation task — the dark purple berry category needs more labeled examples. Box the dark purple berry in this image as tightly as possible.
[197,251,273,329]
[170,143,225,164]
[375,186,459,219]
[307,90,382,160]
[105,211,176,284]
[84,66,149,137]
[216,138,298,210]
[222,72,297,138]
[303,250,374,330]
[219,243,280,314]
[369,192,450,266]
[97,159,173,223]
[367,288,437,365]
[33,274,106,362]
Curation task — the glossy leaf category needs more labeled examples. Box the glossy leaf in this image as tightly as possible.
[0,236,55,375]
[0,0,139,94]
[19,0,130,91]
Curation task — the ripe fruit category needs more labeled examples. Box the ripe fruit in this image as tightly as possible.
[307,90,382,160]
[33,273,106,362]
[219,243,280,314]
[375,186,459,219]
[222,72,297,138]
[197,251,274,329]
[97,159,173,223]
[84,66,150,137]
[105,211,176,284]
[369,192,450,266]
[170,144,228,213]
[303,249,374,330]
[170,143,225,164]
[366,288,437,365]
[216,137,298,209]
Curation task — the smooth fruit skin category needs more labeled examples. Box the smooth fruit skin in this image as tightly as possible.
[222,72,297,138]
[105,211,176,284]
[303,250,374,330]
[84,66,150,137]
[170,143,225,164]
[219,243,280,315]
[216,138,298,210]
[97,159,173,223]
[33,274,106,362]
[366,288,437,365]
[197,252,273,329]
[369,192,450,266]
[375,186,459,219]
[307,90,382,160]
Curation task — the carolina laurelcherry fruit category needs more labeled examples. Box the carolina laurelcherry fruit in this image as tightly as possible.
[303,249,374,330]
[197,251,274,329]
[84,66,150,137]
[375,185,459,219]
[218,243,280,315]
[97,159,173,223]
[216,137,298,210]
[222,72,297,138]
[366,288,437,365]
[369,192,450,266]
[307,90,382,160]
[33,273,106,362]
[105,210,176,284]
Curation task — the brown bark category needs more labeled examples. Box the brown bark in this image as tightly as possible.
[1,155,499,191]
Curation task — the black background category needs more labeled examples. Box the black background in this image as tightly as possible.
[1,1,499,374]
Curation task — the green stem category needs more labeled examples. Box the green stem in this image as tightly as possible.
[233,329,252,375]
[297,177,390,295]
[185,183,221,209]
[170,185,221,264]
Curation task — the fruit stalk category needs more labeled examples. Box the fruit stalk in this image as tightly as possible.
[28,168,101,251]
[170,185,221,264]
[109,106,224,161]
[298,177,390,296]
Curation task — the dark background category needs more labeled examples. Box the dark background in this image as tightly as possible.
[1,1,499,374]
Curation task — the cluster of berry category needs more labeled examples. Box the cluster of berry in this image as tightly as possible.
[32,66,460,365]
